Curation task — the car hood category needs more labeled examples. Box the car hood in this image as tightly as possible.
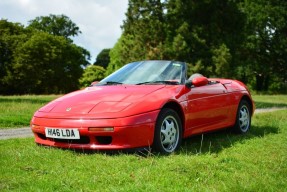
[36,85,169,118]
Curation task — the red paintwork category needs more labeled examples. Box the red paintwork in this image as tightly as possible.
[31,79,255,150]
[192,76,208,87]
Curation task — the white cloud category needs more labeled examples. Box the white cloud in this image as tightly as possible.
[0,0,128,62]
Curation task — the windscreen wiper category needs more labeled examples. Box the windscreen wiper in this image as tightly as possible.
[136,81,179,85]
[98,81,123,85]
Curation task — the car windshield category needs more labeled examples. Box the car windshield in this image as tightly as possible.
[97,60,186,85]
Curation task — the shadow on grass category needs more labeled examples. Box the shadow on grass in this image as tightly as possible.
[178,124,279,155]
[65,124,279,157]
[255,101,287,109]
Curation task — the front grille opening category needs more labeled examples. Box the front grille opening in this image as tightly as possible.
[37,133,47,140]
[95,136,112,145]
[53,136,90,144]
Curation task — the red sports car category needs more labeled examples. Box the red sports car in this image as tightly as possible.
[31,60,255,154]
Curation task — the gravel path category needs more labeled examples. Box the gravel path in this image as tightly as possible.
[253,107,287,114]
[0,127,32,140]
[0,107,286,140]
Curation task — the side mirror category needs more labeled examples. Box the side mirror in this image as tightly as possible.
[192,76,208,87]
[185,76,208,88]
[90,81,99,86]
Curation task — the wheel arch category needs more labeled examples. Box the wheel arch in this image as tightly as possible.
[241,94,254,115]
[161,101,185,133]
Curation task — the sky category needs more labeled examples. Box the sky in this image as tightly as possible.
[0,0,129,62]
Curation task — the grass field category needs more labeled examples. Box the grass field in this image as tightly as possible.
[252,94,287,108]
[0,94,286,129]
[0,109,286,191]
[0,95,60,128]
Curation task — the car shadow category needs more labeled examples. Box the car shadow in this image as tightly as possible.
[178,124,279,155]
[69,124,279,157]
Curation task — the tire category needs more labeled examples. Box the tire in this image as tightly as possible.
[233,100,251,133]
[152,108,182,154]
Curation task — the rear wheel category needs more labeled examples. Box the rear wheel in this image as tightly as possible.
[152,108,182,154]
[233,100,251,133]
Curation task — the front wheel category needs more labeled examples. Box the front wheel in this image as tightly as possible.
[233,100,251,133]
[152,108,182,154]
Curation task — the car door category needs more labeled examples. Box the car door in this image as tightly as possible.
[185,82,230,135]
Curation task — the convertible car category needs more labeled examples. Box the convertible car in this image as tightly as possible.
[31,60,255,154]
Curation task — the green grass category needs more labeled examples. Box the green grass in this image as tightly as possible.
[253,94,287,108]
[0,110,286,191]
[0,95,60,128]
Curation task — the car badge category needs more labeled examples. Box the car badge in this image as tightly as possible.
[66,107,72,112]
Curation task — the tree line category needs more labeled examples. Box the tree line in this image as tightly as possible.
[0,15,90,94]
[106,0,287,93]
[1,0,287,95]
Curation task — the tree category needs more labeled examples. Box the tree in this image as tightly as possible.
[0,19,30,94]
[105,35,127,75]
[94,49,111,69]
[108,0,246,78]
[5,32,90,94]
[119,0,166,62]
[105,0,286,93]
[79,65,106,87]
[0,16,91,95]
[239,0,287,92]
[165,0,245,77]
[28,14,81,40]
[212,44,232,78]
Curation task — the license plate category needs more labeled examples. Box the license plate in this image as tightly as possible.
[45,128,80,139]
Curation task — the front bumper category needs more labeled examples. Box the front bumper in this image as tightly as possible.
[31,110,158,150]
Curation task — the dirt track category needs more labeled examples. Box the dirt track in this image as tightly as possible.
[0,107,286,140]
